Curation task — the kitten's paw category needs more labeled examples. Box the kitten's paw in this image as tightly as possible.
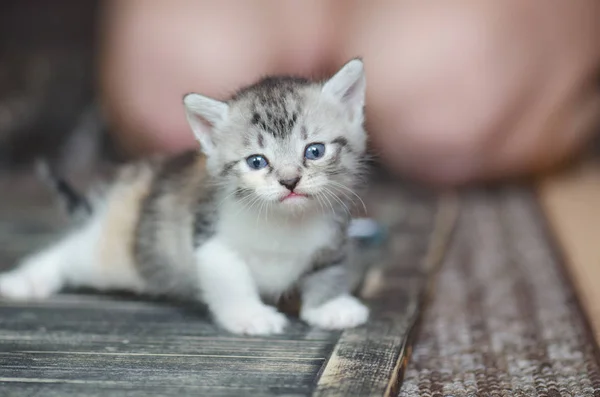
[301,295,369,330]
[0,269,59,300]
[214,304,288,336]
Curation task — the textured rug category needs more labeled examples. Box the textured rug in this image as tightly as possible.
[399,187,600,397]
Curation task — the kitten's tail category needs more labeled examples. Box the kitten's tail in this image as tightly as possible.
[35,159,94,220]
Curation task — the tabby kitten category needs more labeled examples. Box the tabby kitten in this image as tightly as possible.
[0,59,371,335]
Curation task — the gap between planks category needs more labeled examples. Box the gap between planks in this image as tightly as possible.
[312,192,460,397]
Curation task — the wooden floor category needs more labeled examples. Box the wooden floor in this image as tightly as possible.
[0,294,338,397]
[538,157,600,347]
[0,171,457,396]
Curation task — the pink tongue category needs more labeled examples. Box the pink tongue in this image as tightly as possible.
[284,192,302,200]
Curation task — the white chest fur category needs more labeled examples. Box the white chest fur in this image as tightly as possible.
[217,208,338,296]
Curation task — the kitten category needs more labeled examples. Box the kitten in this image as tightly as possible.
[0,59,371,335]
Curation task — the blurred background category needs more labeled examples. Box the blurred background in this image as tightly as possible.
[99,1,600,186]
[0,0,107,265]
[0,0,108,174]
[0,0,599,186]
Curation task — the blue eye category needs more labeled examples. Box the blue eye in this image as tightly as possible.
[304,143,325,160]
[246,154,269,170]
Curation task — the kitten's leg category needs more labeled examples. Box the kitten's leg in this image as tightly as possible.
[0,230,90,300]
[299,264,369,330]
[196,238,288,335]
[0,221,145,300]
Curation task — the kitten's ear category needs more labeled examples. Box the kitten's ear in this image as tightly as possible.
[322,58,366,123]
[183,93,229,155]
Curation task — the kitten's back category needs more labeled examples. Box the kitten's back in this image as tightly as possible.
[131,150,216,297]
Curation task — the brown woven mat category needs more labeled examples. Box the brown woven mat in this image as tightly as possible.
[399,187,600,397]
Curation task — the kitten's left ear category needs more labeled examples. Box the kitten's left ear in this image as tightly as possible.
[322,58,366,123]
[183,93,229,155]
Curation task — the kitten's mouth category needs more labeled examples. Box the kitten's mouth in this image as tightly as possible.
[280,192,308,202]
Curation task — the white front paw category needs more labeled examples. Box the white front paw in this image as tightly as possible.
[213,303,288,336]
[0,270,57,301]
[301,295,369,330]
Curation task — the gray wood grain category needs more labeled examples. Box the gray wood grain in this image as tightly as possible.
[0,294,336,397]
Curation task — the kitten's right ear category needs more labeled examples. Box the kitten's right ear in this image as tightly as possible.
[322,58,366,124]
[183,93,229,155]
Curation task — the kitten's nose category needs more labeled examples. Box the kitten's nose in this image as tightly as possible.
[279,176,301,191]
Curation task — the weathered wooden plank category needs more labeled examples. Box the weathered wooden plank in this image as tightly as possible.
[0,298,336,342]
[1,382,308,397]
[0,290,336,396]
[313,186,459,397]
[0,353,323,384]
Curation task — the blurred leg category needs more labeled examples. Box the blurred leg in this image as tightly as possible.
[99,0,341,156]
[100,0,600,184]
[341,0,600,185]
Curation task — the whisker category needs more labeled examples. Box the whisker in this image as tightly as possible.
[217,189,243,208]
[265,200,271,224]
[256,197,268,226]
[327,185,354,207]
[322,187,351,216]
[232,191,256,208]
[314,192,325,216]
[249,197,264,225]
[328,181,367,215]
[255,199,262,226]
[319,188,336,215]
[234,194,261,218]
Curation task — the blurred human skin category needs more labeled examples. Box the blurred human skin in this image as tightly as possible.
[99,0,600,186]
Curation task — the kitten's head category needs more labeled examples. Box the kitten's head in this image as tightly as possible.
[183,58,368,216]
